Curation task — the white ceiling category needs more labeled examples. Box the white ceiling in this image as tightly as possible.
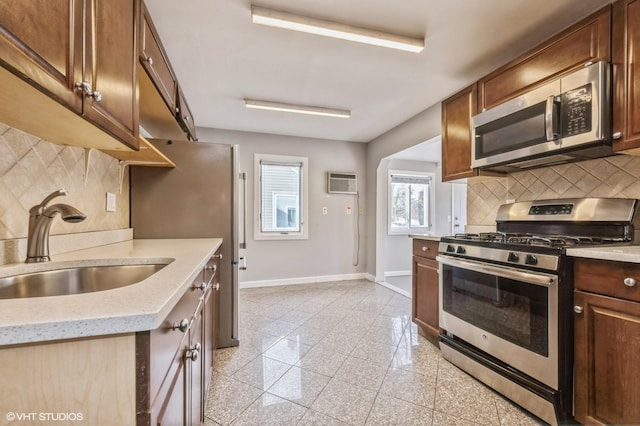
[146,0,612,143]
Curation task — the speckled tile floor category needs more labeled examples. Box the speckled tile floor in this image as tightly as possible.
[204,280,545,426]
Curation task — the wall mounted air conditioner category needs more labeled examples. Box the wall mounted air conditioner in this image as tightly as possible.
[327,172,357,194]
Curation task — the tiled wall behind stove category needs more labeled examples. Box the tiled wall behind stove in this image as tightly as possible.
[0,122,129,240]
[467,155,640,226]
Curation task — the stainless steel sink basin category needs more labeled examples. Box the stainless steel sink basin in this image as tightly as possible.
[0,263,167,299]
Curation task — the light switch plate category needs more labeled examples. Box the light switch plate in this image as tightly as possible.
[106,192,116,212]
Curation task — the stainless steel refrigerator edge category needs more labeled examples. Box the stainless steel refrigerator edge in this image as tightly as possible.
[130,139,242,348]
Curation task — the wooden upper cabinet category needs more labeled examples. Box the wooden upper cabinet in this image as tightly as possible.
[83,0,139,150]
[177,85,197,141]
[0,0,83,112]
[441,84,478,182]
[612,0,640,152]
[479,5,611,111]
[0,0,139,150]
[140,2,177,113]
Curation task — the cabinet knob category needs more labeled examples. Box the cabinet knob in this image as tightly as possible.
[573,306,584,314]
[613,131,622,140]
[422,246,429,252]
[624,277,637,287]
[214,253,223,260]
[185,342,201,361]
[206,264,217,272]
[171,318,189,332]
[143,56,153,66]
[192,282,207,291]
[214,282,220,291]
[75,81,102,102]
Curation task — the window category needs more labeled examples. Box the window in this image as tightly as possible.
[254,154,308,240]
[388,171,433,234]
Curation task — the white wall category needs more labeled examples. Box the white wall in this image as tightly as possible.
[380,158,452,274]
[196,128,367,284]
[366,103,442,280]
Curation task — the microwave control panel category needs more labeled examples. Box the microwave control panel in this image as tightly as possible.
[560,84,592,137]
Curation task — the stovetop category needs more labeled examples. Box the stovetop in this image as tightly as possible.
[447,232,626,249]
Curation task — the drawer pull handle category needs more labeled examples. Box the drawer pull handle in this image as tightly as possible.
[422,246,428,252]
[186,342,201,361]
[624,277,637,287]
[573,306,583,314]
[206,264,217,272]
[171,318,189,333]
[192,282,207,291]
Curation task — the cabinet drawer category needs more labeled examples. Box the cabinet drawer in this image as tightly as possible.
[148,271,203,398]
[203,254,220,290]
[413,240,439,259]
[575,258,640,302]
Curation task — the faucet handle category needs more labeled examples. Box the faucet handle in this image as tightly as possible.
[39,189,68,208]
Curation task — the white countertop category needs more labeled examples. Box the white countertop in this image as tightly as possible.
[409,234,444,242]
[567,245,640,263]
[0,238,222,346]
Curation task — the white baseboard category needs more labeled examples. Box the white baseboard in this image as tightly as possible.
[384,270,411,278]
[364,273,376,282]
[240,273,369,289]
[377,280,412,298]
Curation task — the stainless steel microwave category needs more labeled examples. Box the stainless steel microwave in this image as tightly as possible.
[472,61,611,172]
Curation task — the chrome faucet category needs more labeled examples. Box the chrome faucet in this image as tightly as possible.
[25,189,86,263]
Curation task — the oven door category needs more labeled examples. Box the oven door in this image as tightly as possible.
[437,255,559,389]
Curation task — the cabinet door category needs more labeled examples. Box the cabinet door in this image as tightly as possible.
[83,0,139,150]
[156,353,188,426]
[612,0,640,152]
[412,256,439,344]
[0,0,83,111]
[479,5,611,111]
[574,290,640,425]
[188,305,204,426]
[441,84,478,182]
[140,2,177,114]
[202,280,218,407]
[177,85,198,141]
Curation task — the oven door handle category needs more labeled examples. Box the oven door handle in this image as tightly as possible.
[436,255,557,287]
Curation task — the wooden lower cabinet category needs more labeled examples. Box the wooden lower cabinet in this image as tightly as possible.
[412,239,440,345]
[139,252,220,425]
[574,258,640,425]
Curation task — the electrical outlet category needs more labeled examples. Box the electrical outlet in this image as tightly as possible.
[322,207,328,215]
[106,192,116,212]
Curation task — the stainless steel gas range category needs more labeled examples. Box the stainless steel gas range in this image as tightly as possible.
[436,198,640,426]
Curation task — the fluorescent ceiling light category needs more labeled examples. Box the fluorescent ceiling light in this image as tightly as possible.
[245,99,351,118]
[251,6,424,53]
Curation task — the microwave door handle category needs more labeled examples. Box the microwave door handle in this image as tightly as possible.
[545,95,560,141]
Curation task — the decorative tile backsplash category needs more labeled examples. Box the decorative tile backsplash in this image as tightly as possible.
[0,122,129,240]
[467,155,640,226]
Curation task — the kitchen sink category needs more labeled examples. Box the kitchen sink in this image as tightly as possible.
[0,263,167,299]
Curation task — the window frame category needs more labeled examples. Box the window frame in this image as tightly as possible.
[387,169,434,235]
[254,153,309,241]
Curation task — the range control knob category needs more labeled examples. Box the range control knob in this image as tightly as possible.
[507,252,520,263]
[525,254,538,265]
[446,245,456,253]
[456,246,466,254]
